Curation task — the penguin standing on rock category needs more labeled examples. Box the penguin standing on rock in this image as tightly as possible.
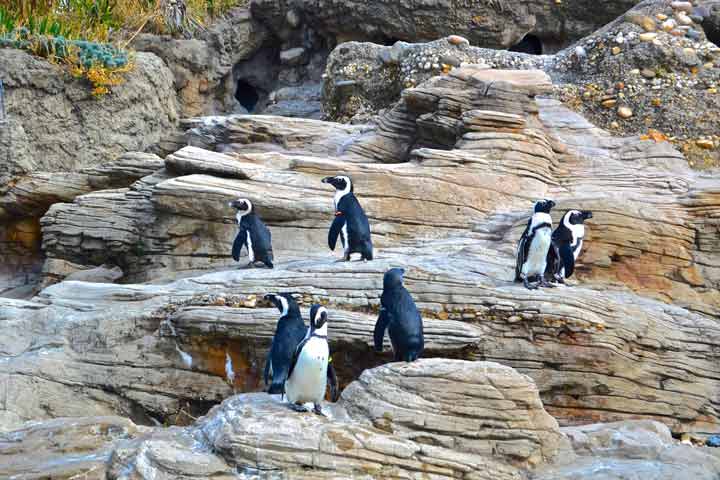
[263,293,307,395]
[515,199,556,289]
[545,209,593,284]
[374,268,424,362]
[285,305,339,415]
[321,175,373,261]
[228,198,274,268]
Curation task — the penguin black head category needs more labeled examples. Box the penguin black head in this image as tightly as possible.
[565,209,593,224]
[321,175,353,193]
[309,304,328,330]
[383,267,405,290]
[228,198,253,215]
[264,293,298,317]
[534,199,555,214]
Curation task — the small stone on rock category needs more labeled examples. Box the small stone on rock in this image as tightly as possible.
[707,435,720,447]
[640,32,658,42]
[641,68,657,78]
[612,46,622,55]
[602,99,618,108]
[447,35,470,47]
[697,139,715,149]
[686,28,701,40]
[671,1,693,13]
[617,106,633,118]
[662,19,677,31]
[656,13,668,21]
[640,16,657,31]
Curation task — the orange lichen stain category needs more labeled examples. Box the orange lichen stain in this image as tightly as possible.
[326,430,357,451]
[4,218,42,250]
[185,337,264,392]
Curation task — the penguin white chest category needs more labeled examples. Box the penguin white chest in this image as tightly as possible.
[523,228,551,277]
[286,338,329,404]
[246,231,254,262]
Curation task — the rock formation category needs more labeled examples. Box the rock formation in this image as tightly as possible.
[322,1,720,168]
[251,0,639,51]
[3,1,720,478]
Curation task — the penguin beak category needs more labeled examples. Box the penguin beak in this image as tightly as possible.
[583,211,593,219]
[548,200,556,208]
[321,176,333,184]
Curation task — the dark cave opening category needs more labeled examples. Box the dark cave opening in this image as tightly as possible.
[235,79,260,112]
[509,34,544,55]
[380,36,402,46]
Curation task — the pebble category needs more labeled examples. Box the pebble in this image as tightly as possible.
[602,99,618,108]
[615,33,625,44]
[639,32,658,42]
[697,139,715,149]
[707,435,720,447]
[671,1,693,13]
[656,13,668,21]
[440,53,461,67]
[423,62,431,70]
[575,46,587,58]
[629,68,640,75]
[615,81,625,90]
[662,19,677,31]
[709,87,718,93]
[610,121,620,129]
[686,28,701,40]
[447,35,470,47]
[652,98,662,106]
[641,68,656,78]
[690,14,704,23]
[612,46,622,55]
[671,29,686,36]
[677,13,694,25]
[617,106,633,118]
[640,16,657,32]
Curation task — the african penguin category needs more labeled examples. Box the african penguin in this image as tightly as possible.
[285,304,338,415]
[515,199,556,290]
[321,176,373,261]
[545,209,593,283]
[263,293,307,395]
[374,268,424,362]
[228,198,274,268]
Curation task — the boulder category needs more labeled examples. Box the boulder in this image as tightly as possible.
[251,0,639,50]
[0,49,178,185]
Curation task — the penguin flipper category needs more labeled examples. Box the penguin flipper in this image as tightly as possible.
[288,337,310,380]
[263,346,272,386]
[515,218,531,282]
[328,214,346,251]
[232,227,247,261]
[558,243,576,279]
[327,361,340,402]
[545,242,560,280]
[373,307,391,352]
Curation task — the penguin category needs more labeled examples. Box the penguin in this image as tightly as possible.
[228,198,274,268]
[515,199,556,289]
[373,268,424,362]
[285,304,338,415]
[263,293,307,395]
[321,176,373,261]
[545,209,593,283]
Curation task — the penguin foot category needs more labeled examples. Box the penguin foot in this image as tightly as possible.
[313,403,325,416]
[523,278,539,290]
[289,403,308,412]
[539,280,557,288]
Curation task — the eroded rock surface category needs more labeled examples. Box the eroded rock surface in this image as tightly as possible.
[251,0,639,50]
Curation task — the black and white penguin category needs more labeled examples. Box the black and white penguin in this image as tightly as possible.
[545,209,593,283]
[321,175,373,261]
[285,304,338,415]
[373,268,424,362]
[515,199,556,289]
[228,198,274,268]
[263,293,307,395]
